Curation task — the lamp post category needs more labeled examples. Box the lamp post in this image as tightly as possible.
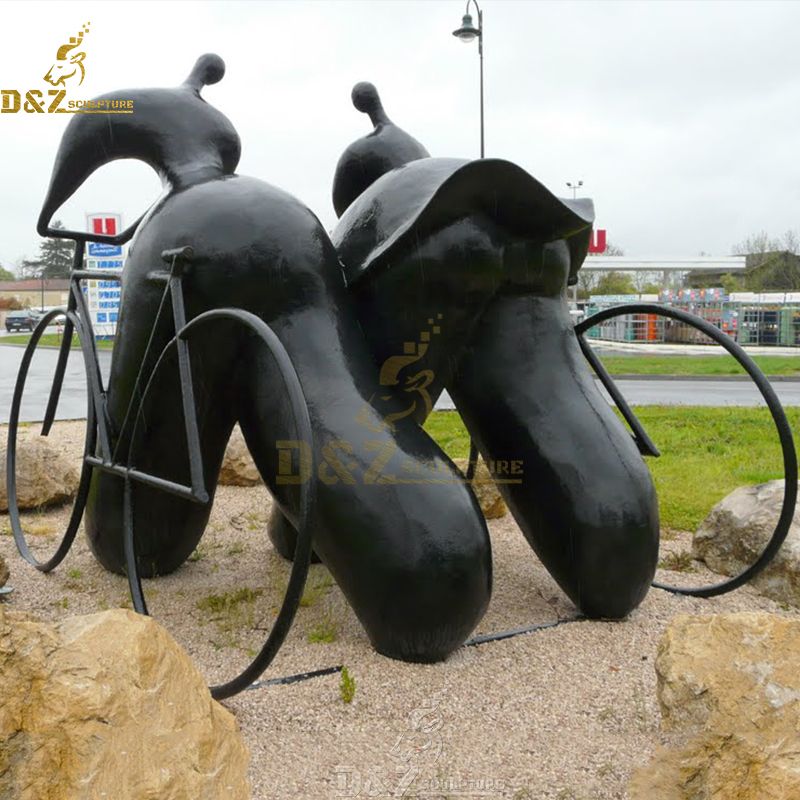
[566,180,583,199]
[452,0,484,158]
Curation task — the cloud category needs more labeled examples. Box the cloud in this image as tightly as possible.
[1,0,798,268]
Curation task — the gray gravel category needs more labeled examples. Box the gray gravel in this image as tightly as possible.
[1,421,794,800]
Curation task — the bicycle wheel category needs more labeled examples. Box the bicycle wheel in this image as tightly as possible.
[7,308,98,572]
[575,303,797,598]
[122,308,315,699]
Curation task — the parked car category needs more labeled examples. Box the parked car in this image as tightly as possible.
[4,310,38,332]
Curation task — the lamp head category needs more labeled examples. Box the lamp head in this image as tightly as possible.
[453,13,480,43]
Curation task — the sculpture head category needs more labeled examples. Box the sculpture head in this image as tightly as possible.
[43,23,90,87]
[332,82,430,217]
[37,54,240,237]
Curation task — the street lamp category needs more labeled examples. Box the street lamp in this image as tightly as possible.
[566,180,583,199]
[452,0,484,158]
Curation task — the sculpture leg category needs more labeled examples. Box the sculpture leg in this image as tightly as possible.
[268,504,320,563]
[449,293,659,618]
[236,304,492,662]
[85,322,240,576]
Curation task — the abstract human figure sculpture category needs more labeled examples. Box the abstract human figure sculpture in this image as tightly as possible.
[37,56,491,663]
[276,82,659,619]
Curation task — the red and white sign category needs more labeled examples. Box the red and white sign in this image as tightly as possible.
[84,212,124,337]
[588,229,607,254]
[87,213,120,236]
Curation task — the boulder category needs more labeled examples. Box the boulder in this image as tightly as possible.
[630,612,800,800]
[693,480,800,606]
[0,436,79,511]
[453,457,508,520]
[0,607,250,800]
[219,425,261,486]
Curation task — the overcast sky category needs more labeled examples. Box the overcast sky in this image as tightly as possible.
[1,0,798,269]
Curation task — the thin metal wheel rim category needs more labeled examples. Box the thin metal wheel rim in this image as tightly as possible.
[576,302,797,597]
[122,307,316,699]
[7,308,97,572]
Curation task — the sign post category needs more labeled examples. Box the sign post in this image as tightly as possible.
[85,213,124,338]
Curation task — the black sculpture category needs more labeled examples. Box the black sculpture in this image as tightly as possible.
[275,82,660,618]
[36,56,491,664]
[9,57,798,701]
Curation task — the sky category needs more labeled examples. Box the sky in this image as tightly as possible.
[0,0,798,270]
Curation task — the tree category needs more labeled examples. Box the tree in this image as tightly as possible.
[721,273,743,294]
[593,271,636,295]
[576,240,626,299]
[730,229,800,290]
[19,220,74,279]
[639,282,662,294]
[0,265,15,281]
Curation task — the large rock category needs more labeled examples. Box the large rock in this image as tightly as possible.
[219,425,261,486]
[0,607,250,799]
[0,436,79,511]
[693,479,800,606]
[453,457,508,520]
[630,613,800,800]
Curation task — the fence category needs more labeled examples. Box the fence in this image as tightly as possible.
[584,290,800,347]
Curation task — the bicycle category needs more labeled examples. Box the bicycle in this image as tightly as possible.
[6,226,316,700]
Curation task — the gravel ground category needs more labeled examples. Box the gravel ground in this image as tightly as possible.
[1,421,795,800]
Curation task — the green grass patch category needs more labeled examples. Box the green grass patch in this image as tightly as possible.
[658,551,695,572]
[196,586,262,615]
[339,666,356,704]
[599,354,800,377]
[2,333,114,350]
[425,407,798,532]
[307,617,338,643]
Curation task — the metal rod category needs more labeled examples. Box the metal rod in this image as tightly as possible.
[169,273,207,498]
[465,616,584,647]
[71,274,113,461]
[478,6,484,158]
[576,333,660,458]
[41,242,86,435]
[70,269,123,282]
[85,456,207,503]
[246,617,585,693]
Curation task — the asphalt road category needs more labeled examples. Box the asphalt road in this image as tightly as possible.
[1,344,799,423]
[0,345,112,423]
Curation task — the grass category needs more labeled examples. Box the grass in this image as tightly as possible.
[425,407,799,533]
[197,586,262,615]
[307,617,338,643]
[339,666,356,704]
[196,587,263,635]
[598,354,800,377]
[658,551,695,572]
[2,333,114,350]
[299,569,334,608]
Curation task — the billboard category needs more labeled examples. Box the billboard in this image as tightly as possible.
[84,213,124,337]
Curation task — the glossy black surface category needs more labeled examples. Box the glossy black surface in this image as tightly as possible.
[324,83,660,618]
[332,83,429,218]
[39,57,491,662]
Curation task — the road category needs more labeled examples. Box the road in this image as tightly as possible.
[0,345,112,423]
[0,344,799,423]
